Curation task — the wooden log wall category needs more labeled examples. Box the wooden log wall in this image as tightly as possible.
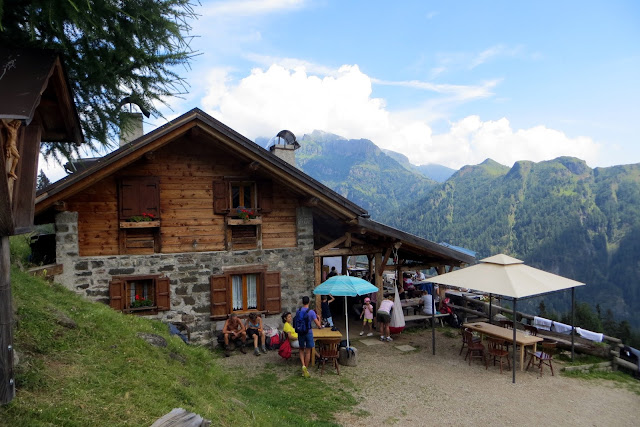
[66,138,298,256]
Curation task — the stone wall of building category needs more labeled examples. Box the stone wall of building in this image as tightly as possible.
[54,207,316,346]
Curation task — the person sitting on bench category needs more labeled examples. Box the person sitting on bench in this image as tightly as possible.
[222,313,247,357]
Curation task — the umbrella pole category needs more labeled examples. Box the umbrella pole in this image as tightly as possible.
[345,297,350,348]
[512,298,517,384]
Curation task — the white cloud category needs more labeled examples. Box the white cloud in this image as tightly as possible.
[428,116,601,168]
[199,63,600,170]
[201,0,306,16]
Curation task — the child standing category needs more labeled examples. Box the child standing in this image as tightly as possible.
[321,295,335,328]
[359,297,374,336]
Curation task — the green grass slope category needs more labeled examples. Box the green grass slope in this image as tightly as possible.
[1,248,355,426]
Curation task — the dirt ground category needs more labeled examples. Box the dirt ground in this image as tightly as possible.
[218,321,640,426]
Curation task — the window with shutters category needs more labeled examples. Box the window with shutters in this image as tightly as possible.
[118,177,160,221]
[231,181,255,209]
[212,179,273,216]
[210,267,281,319]
[109,275,170,315]
[118,177,161,254]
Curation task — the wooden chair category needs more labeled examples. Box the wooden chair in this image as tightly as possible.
[486,338,511,374]
[526,340,557,377]
[316,338,340,375]
[463,329,485,366]
[459,326,481,355]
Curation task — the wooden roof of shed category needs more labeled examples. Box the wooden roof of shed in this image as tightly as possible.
[0,48,83,144]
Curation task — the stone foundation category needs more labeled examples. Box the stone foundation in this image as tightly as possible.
[54,207,315,346]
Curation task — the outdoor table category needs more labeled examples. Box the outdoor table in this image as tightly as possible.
[464,322,543,371]
[401,297,422,314]
[311,328,342,366]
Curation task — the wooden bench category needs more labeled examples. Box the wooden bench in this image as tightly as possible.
[404,313,449,327]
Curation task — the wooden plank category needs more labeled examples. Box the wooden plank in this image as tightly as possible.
[0,236,15,403]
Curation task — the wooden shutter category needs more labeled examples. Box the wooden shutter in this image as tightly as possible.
[119,179,137,219]
[119,176,160,219]
[210,275,229,317]
[155,276,171,311]
[258,180,273,213]
[213,180,230,214]
[140,177,160,217]
[263,271,281,314]
[109,279,125,311]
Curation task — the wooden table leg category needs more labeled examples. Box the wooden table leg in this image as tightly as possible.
[311,347,316,366]
[520,345,525,371]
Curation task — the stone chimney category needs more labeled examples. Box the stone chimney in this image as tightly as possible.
[268,130,299,166]
[119,112,144,146]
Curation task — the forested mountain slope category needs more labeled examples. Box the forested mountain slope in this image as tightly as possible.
[296,131,438,219]
[383,157,640,328]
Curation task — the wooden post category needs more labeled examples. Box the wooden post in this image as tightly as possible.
[0,236,15,404]
[375,252,383,308]
[314,256,322,319]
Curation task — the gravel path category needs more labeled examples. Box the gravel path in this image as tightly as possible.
[219,326,640,426]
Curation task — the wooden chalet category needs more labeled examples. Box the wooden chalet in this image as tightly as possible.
[34,108,474,344]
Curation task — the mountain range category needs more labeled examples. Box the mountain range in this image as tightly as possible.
[286,131,640,333]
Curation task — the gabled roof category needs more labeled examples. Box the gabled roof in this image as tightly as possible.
[35,108,367,220]
[0,48,83,144]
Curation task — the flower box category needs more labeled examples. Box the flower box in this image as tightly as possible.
[120,220,161,229]
[226,216,262,226]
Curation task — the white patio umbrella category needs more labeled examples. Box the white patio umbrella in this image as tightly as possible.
[430,254,585,383]
[313,275,378,348]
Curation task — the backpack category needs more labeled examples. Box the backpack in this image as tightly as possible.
[294,308,313,335]
[269,332,280,349]
[278,337,292,359]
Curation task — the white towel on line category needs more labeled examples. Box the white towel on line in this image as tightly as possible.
[551,321,573,334]
[576,327,603,342]
[533,316,553,331]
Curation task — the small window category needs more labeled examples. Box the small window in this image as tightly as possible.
[232,273,259,311]
[231,181,255,209]
[109,275,170,314]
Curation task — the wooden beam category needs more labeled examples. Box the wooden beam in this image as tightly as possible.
[53,201,67,211]
[314,255,322,319]
[302,197,319,207]
[375,251,383,308]
[377,247,392,276]
[345,232,352,247]
[351,236,366,245]
[314,244,382,257]
[316,235,347,253]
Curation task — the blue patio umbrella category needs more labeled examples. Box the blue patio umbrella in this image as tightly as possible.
[313,275,378,347]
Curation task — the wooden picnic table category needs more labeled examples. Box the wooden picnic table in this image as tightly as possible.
[464,322,543,371]
[311,328,342,366]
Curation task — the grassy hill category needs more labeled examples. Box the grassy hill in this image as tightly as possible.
[0,238,354,426]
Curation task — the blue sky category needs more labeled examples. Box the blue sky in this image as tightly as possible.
[43,0,640,179]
